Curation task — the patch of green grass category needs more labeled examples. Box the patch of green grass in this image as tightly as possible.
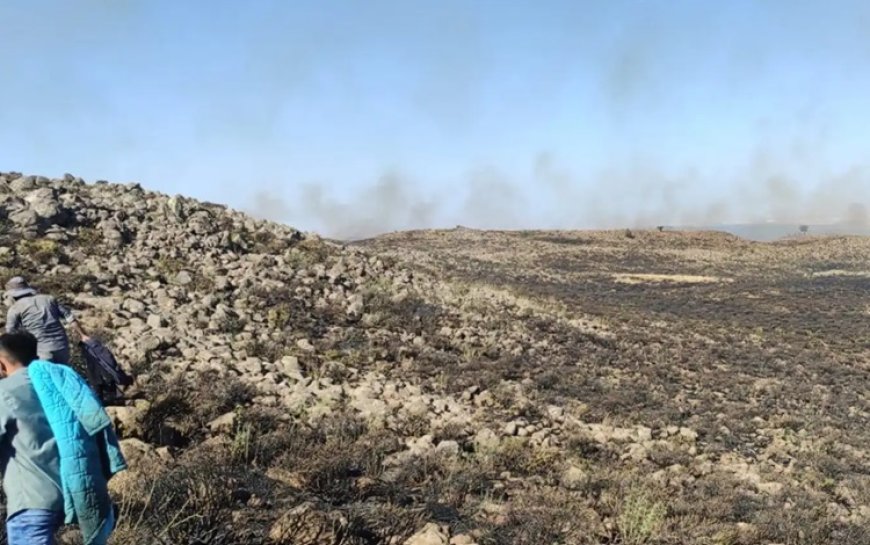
[617,486,667,545]
[18,239,63,263]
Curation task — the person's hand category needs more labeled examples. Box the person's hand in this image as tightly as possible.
[81,334,91,342]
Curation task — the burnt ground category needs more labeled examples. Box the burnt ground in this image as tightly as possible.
[359,229,870,544]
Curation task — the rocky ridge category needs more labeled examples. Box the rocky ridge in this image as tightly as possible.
[0,171,866,545]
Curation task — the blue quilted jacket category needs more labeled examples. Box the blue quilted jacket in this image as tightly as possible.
[28,361,127,545]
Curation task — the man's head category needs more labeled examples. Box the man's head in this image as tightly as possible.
[0,332,38,376]
[6,277,36,299]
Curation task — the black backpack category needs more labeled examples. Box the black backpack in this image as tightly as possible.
[79,338,133,404]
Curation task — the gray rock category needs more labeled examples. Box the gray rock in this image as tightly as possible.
[147,314,165,329]
[106,402,150,439]
[346,294,365,317]
[238,357,264,374]
[118,438,158,467]
[9,175,36,191]
[279,356,302,376]
[679,427,699,442]
[174,270,194,285]
[404,523,449,545]
[208,412,237,434]
[123,299,147,314]
[561,465,588,490]
[9,207,38,230]
[25,187,71,226]
[474,428,500,451]
[296,338,315,352]
[434,440,460,457]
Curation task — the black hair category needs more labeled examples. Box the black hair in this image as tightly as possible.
[0,332,38,366]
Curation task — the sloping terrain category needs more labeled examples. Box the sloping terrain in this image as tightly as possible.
[0,172,867,545]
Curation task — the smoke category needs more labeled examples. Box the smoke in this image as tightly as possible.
[847,203,868,226]
[250,148,870,239]
[251,172,439,239]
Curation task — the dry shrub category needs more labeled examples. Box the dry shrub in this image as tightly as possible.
[269,501,425,545]
[665,473,762,524]
[753,496,868,545]
[189,371,256,422]
[344,502,427,545]
[375,451,495,518]
[275,413,398,504]
[268,501,350,545]
[484,438,560,479]
[389,410,431,437]
[112,448,272,545]
[479,487,601,545]
[294,237,336,264]
[139,371,255,446]
[647,443,694,469]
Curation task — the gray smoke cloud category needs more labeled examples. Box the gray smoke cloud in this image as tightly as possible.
[251,172,439,239]
[241,4,869,239]
[249,149,870,239]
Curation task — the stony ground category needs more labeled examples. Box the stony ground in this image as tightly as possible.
[0,172,867,545]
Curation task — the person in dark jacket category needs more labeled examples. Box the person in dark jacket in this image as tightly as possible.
[5,277,89,364]
[80,338,133,404]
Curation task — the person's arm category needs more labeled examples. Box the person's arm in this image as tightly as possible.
[69,321,89,341]
[5,305,19,333]
[0,395,12,446]
[55,300,89,341]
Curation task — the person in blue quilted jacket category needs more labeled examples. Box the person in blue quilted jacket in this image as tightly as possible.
[0,331,125,545]
[0,331,64,543]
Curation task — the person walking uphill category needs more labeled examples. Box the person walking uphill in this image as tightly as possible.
[0,332,126,545]
[5,277,89,364]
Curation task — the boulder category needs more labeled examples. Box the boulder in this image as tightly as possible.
[269,502,347,545]
[208,412,237,434]
[24,187,72,227]
[9,175,36,191]
[118,438,157,466]
[561,465,588,490]
[174,270,194,285]
[404,523,449,545]
[106,402,149,439]
[146,314,165,329]
[473,428,500,452]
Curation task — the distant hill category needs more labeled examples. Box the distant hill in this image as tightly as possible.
[671,223,870,241]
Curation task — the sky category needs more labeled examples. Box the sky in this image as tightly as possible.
[1,0,869,238]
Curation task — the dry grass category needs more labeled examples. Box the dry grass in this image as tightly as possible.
[611,273,729,285]
[810,269,870,278]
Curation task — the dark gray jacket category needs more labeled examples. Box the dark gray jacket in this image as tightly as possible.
[6,294,75,359]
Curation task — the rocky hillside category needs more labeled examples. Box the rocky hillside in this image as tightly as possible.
[0,172,867,545]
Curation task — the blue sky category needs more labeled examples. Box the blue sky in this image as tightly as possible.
[2,1,869,236]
